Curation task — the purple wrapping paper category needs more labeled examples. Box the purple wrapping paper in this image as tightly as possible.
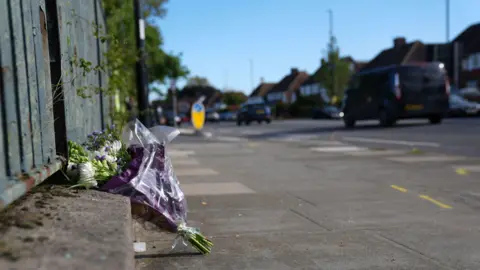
[100,120,188,232]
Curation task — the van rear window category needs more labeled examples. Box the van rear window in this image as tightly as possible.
[399,66,445,93]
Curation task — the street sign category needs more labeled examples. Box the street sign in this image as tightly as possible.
[191,102,205,130]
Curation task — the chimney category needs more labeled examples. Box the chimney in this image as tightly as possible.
[260,77,264,84]
[290,68,299,75]
[394,37,406,49]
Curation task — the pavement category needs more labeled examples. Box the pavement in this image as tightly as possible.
[136,119,480,269]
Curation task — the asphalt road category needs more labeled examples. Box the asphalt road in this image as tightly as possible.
[201,117,480,157]
[137,134,480,269]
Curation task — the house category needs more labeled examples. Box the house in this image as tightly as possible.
[455,22,480,88]
[265,68,309,104]
[342,56,368,73]
[361,37,429,71]
[362,23,480,89]
[298,67,329,103]
[247,78,275,104]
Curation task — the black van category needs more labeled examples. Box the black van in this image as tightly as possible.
[341,62,450,128]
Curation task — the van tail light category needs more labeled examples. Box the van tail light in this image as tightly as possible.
[394,73,402,100]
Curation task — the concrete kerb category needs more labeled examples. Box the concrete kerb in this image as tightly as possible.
[0,183,135,270]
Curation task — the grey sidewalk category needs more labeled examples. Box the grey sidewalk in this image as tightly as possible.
[136,139,480,269]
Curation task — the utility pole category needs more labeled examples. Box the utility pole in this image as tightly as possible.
[446,0,450,42]
[134,0,150,126]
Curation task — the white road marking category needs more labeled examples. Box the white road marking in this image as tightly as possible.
[452,165,480,172]
[346,149,407,156]
[310,146,367,153]
[168,150,195,157]
[269,134,320,142]
[215,136,248,142]
[175,168,219,176]
[181,182,255,196]
[387,155,465,163]
[172,159,200,166]
[342,136,440,147]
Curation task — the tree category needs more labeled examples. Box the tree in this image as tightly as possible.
[315,36,352,104]
[101,0,189,100]
[222,91,247,106]
[186,76,211,87]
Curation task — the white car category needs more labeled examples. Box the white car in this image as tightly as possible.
[207,112,220,122]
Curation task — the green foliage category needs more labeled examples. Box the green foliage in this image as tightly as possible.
[222,91,247,106]
[65,0,189,128]
[315,36,352,103]
[186,76,211,87]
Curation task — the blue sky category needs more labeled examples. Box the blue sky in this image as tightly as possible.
[152,0,479,98]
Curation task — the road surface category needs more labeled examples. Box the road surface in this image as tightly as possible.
[136,121,480,269]
[202,117,480,157]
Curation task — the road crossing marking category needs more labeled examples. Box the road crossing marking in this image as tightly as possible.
[181,182,255,196]
[310,146,367,153]
[346,149,406,157]
[386,155,466,163]
[342,136,440,147]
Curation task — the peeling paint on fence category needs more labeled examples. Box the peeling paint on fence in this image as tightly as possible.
[0,0,108,209]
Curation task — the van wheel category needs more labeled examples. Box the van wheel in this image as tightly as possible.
[236,121,242,126]
[245,120,251,125]
[343,117,356,128]
[379,110,395,127]
[266,119,271,124]
[428,115,443,124]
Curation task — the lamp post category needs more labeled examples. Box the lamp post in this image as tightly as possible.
[134,0,150,126]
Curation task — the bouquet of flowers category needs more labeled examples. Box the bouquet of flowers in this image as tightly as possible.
[66,120,213,254]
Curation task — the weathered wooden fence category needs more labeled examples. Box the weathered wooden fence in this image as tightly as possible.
[0,0,110,208]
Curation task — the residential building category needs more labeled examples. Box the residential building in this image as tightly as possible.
[265,68,309,104]
[300,57,367,103]
[455,23,480,88]
[299,67,329,103]
[247,78,275,104]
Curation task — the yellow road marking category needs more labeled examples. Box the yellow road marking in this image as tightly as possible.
[419,195,452,209]
[456,168,469,175]
[390,185,407,193]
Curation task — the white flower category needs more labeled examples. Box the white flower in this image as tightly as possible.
[110,140,122,154]
[78,162,98,188]
[104,154,117,163]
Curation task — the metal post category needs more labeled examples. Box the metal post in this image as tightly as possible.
[446,0,450,42]
[134,0,150,126]
[171,79,178,128]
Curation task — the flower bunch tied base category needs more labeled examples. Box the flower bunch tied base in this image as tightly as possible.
[176,223,213,255]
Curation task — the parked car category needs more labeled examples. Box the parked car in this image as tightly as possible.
[448,94,480,117]
[206,111,220,123]
[236,103,271,125]
[312,106,341,119]
[220,111,237,121]
[342,62,450,128]
[164,111,182,126]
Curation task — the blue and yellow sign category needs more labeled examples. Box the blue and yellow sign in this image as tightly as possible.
[191,102,205,130]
